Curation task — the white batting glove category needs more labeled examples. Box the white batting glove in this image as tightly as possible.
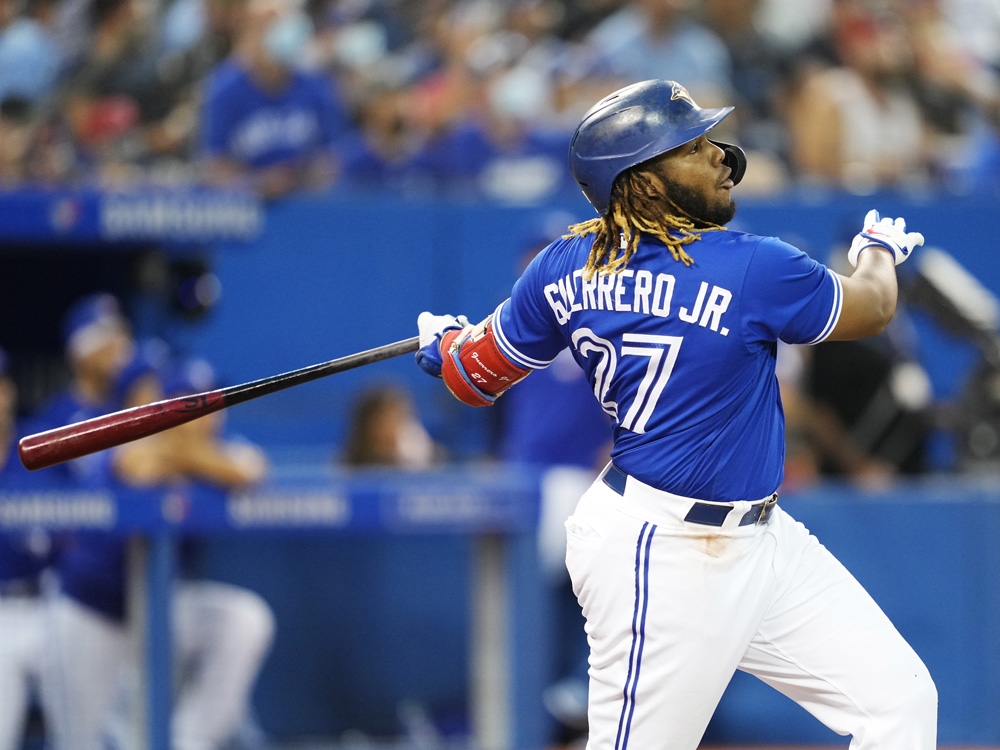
[848,209,925,267]
[415,312,469,377]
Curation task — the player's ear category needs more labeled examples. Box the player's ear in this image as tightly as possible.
[623,163,665,200]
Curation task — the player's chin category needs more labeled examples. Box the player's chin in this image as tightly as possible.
[707,194,737,226]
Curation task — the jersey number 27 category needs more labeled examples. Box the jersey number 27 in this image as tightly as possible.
[571,329,682,434]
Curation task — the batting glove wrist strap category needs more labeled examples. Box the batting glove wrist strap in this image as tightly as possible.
[848,209,925,267]
[415,312,469,378]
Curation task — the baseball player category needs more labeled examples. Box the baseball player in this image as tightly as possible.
[0,346,59,750]
[34,295,274,750]
[415,80,936,748]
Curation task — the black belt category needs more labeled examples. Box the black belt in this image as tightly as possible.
[602,464,777,527]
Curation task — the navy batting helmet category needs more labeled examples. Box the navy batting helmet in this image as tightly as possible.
[569,80,746,215]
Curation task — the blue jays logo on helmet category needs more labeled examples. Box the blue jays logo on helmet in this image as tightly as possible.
[568,79,738,216]
[669,82,696,107]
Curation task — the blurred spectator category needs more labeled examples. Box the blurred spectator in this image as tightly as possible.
[59,0,202,181]
[199,0,350,199]
[699,0,792,193]
[782,0,932,192]
[33,294,274,750]
[160,0,245,68]
[411,75,574,203]
[403,1,586,202]
[304,0,408,103]
[0,0,63,107]
[0,0,73,185]
[575,0,734,106]
[3,0,1000,195]
[754,0,833,55]
[404,2,499,141]
[899,0,1000,192]
[550,0,619,42]
[153,0,249,178]
[939,0,1000,73]
[488,0,582,130]
[335,81,429,192]
[0,92,78,184]
[341,384,443,469]
[0,345,59,750]
[52,0,95,72]
[121,353,270,489]
[0,95,38,183]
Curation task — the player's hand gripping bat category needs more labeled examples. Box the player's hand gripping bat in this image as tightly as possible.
[19,336,420,471]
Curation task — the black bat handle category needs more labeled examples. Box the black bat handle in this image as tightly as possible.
[221,335,421,406]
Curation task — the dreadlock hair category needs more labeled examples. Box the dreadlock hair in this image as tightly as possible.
[567,164,727,279]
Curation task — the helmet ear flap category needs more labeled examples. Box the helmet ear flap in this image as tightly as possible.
[709,141,747,186]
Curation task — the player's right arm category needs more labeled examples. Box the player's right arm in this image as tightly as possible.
[829,210,924,341]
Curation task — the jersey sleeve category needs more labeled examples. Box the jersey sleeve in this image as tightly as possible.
[492,251,568,369]
[742,236,843,346]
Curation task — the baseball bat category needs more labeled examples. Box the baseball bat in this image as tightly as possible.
[19,335,421,471]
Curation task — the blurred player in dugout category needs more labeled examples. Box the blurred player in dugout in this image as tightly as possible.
[25,293,274,750]
[0,344,61,750]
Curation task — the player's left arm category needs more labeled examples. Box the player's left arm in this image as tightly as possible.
[415,312,531,407]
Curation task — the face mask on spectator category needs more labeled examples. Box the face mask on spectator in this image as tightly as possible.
[264,11,312,67]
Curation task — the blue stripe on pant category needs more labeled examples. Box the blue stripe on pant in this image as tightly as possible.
[615,521,657,750]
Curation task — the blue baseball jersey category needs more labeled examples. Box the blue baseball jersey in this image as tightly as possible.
[30,390,126,619]
[493,229,843,501]
[200,60,347,169]
[1,432,59,583]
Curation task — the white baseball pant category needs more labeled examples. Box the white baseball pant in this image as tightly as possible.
[0,593,47,750]
[41,580,274,750]
[564,468,937,750]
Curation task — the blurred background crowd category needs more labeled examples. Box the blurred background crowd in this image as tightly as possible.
[3,0,1000,200]
[4,0,1000,749]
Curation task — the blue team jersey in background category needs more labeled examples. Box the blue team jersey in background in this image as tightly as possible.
[29,391,126,619]
[1,432,58,584]
[495,229,842,501]
[200,60,346,169]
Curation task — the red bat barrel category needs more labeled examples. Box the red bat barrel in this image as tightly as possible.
[18,391,228,471]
